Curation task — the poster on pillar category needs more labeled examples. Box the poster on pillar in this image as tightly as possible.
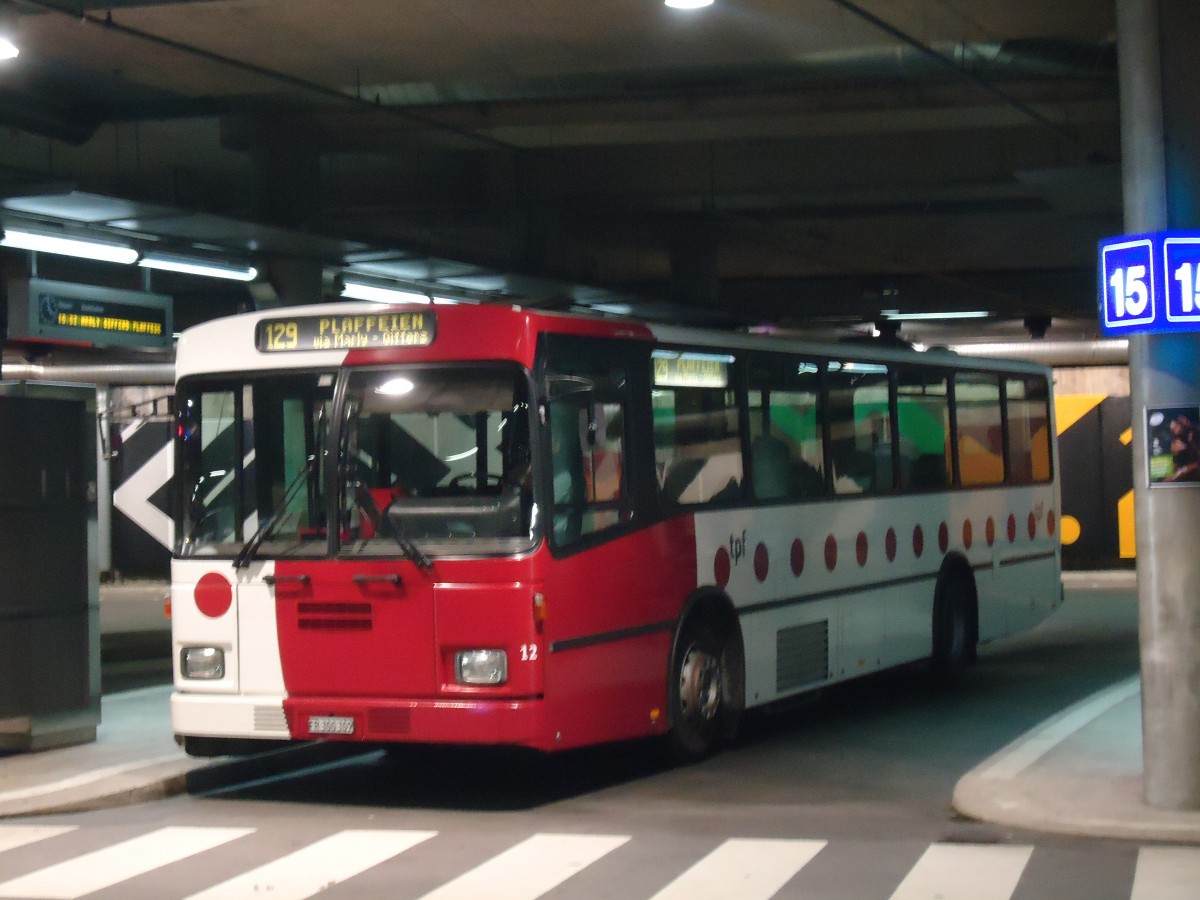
[1146,405,1200,485]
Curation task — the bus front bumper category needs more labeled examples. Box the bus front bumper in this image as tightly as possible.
[171,691,553,751]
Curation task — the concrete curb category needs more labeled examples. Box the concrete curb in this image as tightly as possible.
[952,676,1200,843]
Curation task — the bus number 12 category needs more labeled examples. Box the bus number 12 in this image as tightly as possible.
[519,644,538,661]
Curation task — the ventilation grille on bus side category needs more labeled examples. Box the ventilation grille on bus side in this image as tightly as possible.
[296,602,373,631]
[776,620,830,693]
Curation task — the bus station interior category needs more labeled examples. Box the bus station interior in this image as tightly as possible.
[1,0,1200,817]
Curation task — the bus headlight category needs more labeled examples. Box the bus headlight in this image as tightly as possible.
[455,649,507,685]
[181,647,225,680]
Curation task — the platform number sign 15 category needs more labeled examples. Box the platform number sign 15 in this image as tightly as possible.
[1101,238,1155,332]
[1164,236,1200,325]
[1099,231,1200,336]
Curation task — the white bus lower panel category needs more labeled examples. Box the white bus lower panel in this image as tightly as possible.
[171,692,290,740]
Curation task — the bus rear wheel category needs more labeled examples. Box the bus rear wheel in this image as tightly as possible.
[666,619,728,762]
[931,568,975,685]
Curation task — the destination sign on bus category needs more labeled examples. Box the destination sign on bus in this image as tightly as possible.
[256,311,437,353]
[652,351,731,388]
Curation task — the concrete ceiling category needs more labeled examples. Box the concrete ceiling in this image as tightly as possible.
[0,0,1121,344]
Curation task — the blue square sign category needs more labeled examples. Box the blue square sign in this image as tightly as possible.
[1100,238,1155,332]
[1099,231,1200,335]
[1164,236,1200,325]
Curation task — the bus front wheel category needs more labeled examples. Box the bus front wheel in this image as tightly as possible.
[666,619,728,762]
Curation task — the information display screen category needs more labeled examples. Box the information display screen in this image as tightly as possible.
[6,278,173,351]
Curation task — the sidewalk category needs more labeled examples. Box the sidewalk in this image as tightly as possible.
[0,686,346,817]
[953,674,1200,842]
[954,570,1200,842]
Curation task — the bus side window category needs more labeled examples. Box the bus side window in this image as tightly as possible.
[653,383,743,506]
[1005,375,1051,483]
[544,339,632,547]
[747,356,825,501]
[897,369,951,491]
[955,373,1004,487]
[827,363,890,495]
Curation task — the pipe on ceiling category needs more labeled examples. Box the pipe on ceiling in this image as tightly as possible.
[1,361,175,385]
[949,339,1128,367]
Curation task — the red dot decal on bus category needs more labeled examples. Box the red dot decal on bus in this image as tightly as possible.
[986,516,996,547]
[856,531,868,567]
[962,520,973,550]
[938,522,949,554]
[1008,513,1017,543]
[754,543,770,582]
[714,546,731,588]
[1028,512,1037,540]
[824,534,838,571]
[195,572,233,619]
[885,527,897,562]
[791,539,805,577]
[1047,509,1057,536]
[913,524,924,558]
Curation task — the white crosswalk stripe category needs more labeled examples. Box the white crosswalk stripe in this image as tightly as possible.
[185,829,437,900]
[0,826,76,855]
[2,825,1200,899]
[417,833,630,900]
[0,826,253,900]
[649,838,826,900]
[1130,846,1200,900]
[888,842,1034,900]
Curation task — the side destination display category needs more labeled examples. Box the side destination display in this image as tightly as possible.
[256,311,437,352]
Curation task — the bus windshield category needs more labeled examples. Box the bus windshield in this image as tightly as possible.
[176,365,538,561]
[338,364,538,557]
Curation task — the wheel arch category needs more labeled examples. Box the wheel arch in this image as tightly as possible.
[669,587,745,738]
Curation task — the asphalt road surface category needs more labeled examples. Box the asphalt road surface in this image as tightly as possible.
[1,586,1158,899]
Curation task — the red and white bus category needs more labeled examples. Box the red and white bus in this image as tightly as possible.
[170,302,1061,759]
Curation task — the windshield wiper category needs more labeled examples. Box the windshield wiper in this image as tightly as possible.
[233,455,317,569]
[376,512,434,571]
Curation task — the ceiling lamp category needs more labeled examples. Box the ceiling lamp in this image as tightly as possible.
[0,228,138,264]
[665,0,714,8]
[0,11,16,61]
[139,253,258,282]
[341,279,431,305]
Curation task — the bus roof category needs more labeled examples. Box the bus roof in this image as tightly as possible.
[175,301,1051,383]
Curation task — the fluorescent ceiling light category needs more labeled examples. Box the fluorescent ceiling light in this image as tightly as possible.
[0,38,16,60]
[139,254,258,282]
[665,0,714,7]
[0,228,138,264]
[879,309,991,321]
[341,280,431,304]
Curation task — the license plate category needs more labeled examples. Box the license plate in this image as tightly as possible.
[308,715,355,735]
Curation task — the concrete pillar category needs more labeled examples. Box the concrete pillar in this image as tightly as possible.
[243,113,326,309]
[669,224,720,312]
[1118,0,1200,810]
